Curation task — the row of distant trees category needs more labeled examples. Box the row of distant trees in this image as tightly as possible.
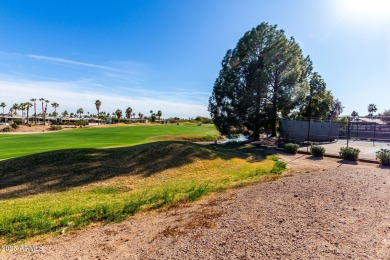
[0,98,58,125]
[0,99,164,125]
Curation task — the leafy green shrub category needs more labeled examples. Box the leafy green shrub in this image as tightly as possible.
[376,149,390,166]
[271,160,286,173]
[11,123,19,129]
[284,143,299,154]
[2,126,13,132]
[310,145,325,157]
[339,147,360,161]
[50,125,63,131]
[14,120,22,125]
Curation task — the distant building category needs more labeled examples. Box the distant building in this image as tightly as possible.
[0,114,103,126]
[351,117,387,125]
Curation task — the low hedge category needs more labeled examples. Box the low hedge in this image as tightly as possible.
[284,143,299,154]
[50,125,63,131]
[339,147,360,161]
[310,145,325,157]
[2,126,13,132]
[376,149,390,166]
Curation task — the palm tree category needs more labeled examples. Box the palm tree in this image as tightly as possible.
[138,112,144,119]
[30,98,37,124]
[19,103,26,125]
[351,111,358,118]
[368,104,377,118]
[43,99,50,125]
[95,100,101,125]
[39,98,45,125]
[126,107,133,119]
[62,110,69,117]
[157,110,162,120]
[25,102,32,125]
[12,103,19,116]
[77,108,84,118]
[132,112,136,119]
[51,102,59,117]
[150,113,156,122]
[115,109,122,122]
[39,98,45,113]
[98,111,107,121]
[0,102,6,114]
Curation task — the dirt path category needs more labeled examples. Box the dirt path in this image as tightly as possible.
[2,154,390,259]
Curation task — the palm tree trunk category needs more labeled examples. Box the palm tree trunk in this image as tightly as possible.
[34,103,37,125]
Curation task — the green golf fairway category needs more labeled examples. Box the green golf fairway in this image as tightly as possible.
[0,124,218,160]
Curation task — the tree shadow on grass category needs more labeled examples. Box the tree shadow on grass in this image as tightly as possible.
[0,141,266,199]
[210,142,269,162]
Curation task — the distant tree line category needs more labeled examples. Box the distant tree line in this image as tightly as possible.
[0,99,213,125]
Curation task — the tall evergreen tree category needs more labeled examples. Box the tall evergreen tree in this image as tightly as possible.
[300,72,334,120]
[209,23,309,140]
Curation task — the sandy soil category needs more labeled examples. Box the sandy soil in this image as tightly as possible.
[2,153,390,259]
[0,125,52,134]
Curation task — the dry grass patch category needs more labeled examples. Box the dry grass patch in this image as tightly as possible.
[0,142,284,243]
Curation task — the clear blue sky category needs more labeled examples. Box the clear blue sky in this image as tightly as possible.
[0,0,389,118]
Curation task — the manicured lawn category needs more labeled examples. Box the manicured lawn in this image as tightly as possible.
[0,124,219,160]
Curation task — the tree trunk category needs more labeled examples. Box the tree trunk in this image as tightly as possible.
[271,94,277,137]
[252,126,260,141]
[271,75,279,137]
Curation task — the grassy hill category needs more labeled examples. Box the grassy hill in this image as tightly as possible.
[0,141,285,243]
[0,124,219,160]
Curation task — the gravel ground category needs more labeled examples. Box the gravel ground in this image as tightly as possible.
[2,155,390,259]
